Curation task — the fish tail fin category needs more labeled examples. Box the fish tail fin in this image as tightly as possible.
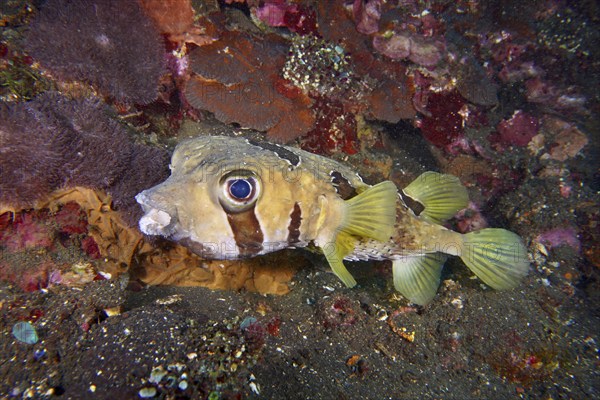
[402,171,469,224]
[459,228,529,290]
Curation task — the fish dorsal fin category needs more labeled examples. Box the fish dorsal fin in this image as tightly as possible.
[341,180,398,242]
[402,172,469,224]
[392,253,448,305]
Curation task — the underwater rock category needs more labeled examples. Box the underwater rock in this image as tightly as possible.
[542,118,588,162]
[455,59,499,107]
[24,0,165,103]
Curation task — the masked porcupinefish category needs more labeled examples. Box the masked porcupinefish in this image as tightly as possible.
[136,136,529,304]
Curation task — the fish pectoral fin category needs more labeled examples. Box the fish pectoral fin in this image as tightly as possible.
[392,253,447,305]
[460,229,529,290]
[342,181,397,242]
[321,231,357,287]
[402,172,469,224]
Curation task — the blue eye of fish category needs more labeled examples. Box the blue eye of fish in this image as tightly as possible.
[218,170,261,213]
[228,179,252,200]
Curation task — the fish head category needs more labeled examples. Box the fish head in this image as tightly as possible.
[136,136,347,259]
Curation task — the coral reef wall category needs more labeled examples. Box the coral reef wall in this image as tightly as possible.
[0,92,169,226]
[23,0,165,103]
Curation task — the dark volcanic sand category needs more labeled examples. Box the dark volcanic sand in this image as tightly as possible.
[1,251,598,399]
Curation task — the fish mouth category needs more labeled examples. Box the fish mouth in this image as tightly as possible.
[135,191,178,238]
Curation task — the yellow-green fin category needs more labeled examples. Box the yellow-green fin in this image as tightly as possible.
[322,181,397,288]
[341,180,397,242]
[321,231,357,287]
[460,228,529,290]
[393,253,447,305]
[402,172,469,224]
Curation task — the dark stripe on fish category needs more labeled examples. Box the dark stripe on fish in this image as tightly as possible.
[224,205,264,257]
[400,190,425,216]
[330,171,358,200]
[247,139,301,167]
[287,202,302,244]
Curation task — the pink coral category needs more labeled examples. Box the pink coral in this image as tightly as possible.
[373,32,446,67]
[254,1,317,35]
[536,227,581,252]
[493,110,539,147]
[373,34,410,59]
[353,0,382,35]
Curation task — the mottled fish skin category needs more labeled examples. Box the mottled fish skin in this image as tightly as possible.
[136,135,454,260]
[136,135,529,304]
[136,136,370,259]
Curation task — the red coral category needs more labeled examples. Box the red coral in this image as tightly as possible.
[266,316,281,337]
[1,211,54,252]
[241,320,266,352]
[320,296,360,330]
[418,91,466,147]
[0,42,8,58]
[139,0,194,36]
[81,237,102,259]
[300,98,359,155]
[184,31,316,142]
[54,202,87,235]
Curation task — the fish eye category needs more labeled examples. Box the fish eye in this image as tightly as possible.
[229,179,253,200]
[218,170,261,213]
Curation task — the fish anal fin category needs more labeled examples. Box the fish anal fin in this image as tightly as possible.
[392,253,447,305]
[321,231,357,287]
